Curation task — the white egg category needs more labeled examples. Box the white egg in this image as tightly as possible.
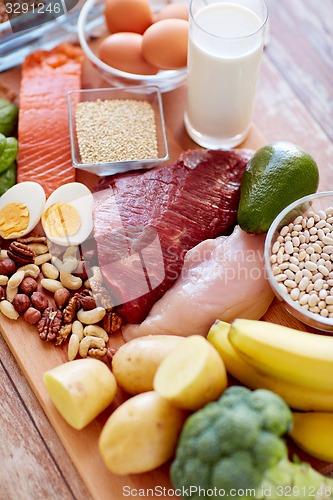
[0,181,46,239]
[42,182,93,246]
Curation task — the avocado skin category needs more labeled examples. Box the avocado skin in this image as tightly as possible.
[237,141,319,234]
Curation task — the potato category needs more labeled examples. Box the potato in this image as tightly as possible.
[111,334,184,394]
[154,335,228,410]
[99,391,187,474]
[43,358,117,430]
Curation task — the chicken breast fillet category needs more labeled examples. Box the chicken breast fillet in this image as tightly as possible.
[122,226,274,340]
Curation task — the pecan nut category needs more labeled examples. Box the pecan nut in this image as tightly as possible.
[37,307,62,342]
[17,235,47,245]
[7,241,35,266]
[103,311,122,334]
[62,293,81,323]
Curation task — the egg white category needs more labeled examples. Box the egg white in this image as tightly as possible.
[0,181,46,239]
[42,182,93,246]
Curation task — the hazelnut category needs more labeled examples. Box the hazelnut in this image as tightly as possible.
[19,276,38,295]
[23,307,41,325]
[31,291,49,311]
[0,286,5,300]
[0,258,16,275]
[13,293,31,313]
[54,287,71,308]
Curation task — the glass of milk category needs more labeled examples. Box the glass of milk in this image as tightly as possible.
[185,0,268,149]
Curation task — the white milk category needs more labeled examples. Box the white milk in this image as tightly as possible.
[185,1,266,148]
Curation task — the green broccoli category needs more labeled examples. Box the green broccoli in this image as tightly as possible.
[171,387,333,500]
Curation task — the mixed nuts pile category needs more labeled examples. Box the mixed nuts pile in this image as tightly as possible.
[0,235,122,361]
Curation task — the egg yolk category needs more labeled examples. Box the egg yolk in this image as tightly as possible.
[42,202,81,238]
[0,202,30,238]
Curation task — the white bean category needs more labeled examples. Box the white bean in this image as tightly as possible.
[290,288,300,301]
[299,277,309,291]
[304,261,317,272]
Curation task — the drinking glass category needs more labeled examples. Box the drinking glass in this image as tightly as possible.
[185,0,268,149]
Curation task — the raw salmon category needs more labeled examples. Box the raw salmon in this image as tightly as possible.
[17,43,83,198]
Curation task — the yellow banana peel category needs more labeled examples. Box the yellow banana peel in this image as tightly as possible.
[228,319,333,392]
[290,412,333,462]
[207,320,333,412]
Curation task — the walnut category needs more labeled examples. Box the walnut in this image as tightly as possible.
[62,294,81,323]
[62,290,96,323]
[19,276,38,295]
[23,307,41,325]
[31,291,49,311]
[90,282,114,310]
[13,294,31,313]
[0,258,17,275]
[79,291,96,311]
[7,242,35,266]
[55,323,72,346]
[103,311,122,334]
[87,347,108,359]
[37,307,63,342]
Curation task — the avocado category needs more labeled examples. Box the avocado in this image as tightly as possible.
[237,141,319,234]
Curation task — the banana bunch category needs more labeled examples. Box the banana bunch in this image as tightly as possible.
[207,319,333,462]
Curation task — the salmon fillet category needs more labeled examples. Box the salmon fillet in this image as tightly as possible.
[17,43,83,198]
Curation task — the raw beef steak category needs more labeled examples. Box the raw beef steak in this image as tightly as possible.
[93,148,252,324]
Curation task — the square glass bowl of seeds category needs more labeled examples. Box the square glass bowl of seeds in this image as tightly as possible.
[67,86,169,176]
[265,191,333,332]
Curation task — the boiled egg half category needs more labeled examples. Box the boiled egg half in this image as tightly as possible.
[41,183,93,246]
[0,182,46,239]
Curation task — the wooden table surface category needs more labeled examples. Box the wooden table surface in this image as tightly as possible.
[1,0,333,498]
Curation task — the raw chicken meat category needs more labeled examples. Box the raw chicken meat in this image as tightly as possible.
[122,226,274,340]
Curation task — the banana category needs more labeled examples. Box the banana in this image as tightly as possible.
[228,319,333,391]
[207,320,333,411]
[290,412,333,462]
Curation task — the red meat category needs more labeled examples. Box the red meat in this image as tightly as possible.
[92,148,252,324]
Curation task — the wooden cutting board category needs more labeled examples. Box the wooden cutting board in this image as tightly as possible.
[0,61,332,499]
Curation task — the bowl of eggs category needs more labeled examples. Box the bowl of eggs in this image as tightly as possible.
[77,0,189,92]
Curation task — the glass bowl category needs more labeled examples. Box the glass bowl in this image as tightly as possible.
[264,191,333,332]
[67,85,169,176]
[77,0,188,93]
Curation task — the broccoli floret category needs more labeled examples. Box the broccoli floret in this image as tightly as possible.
[212,451,261,492]
[171,386,333,499]
[248,388,292,436]
[253,431,288,472]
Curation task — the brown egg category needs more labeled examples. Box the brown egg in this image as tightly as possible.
[142,19,188,70]
[104,0,153,35]
[99,33,158,75]
[154,3,189,22]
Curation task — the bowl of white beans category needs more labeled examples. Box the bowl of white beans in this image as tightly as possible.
[264,192,333,332]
